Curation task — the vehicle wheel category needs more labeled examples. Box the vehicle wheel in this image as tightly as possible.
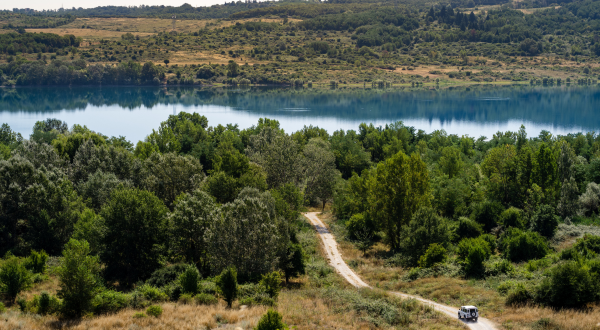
[475,317,478,322]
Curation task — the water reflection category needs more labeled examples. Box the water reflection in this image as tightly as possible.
[0,85,598,143]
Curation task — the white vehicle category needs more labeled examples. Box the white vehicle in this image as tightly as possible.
[458,305,478,321]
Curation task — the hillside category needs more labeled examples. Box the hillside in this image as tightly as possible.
[1,0,600,86]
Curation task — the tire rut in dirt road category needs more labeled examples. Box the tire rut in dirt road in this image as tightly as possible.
[303,212,497,330]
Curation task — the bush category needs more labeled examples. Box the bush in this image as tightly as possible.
[500,207,525,229]
[194,293,218,305]
[179,265,200,295]
[505,283,533,306]
[418,243,447,268]
[260,271,282,299]
[0,302,5,313]
[479,234,497,253]
[255,309,288,330]
[136,284,168,302]
[572,234,600,258]
[146,305,163,317]
[178,293,194,304]
[0,256,33,302]
[24,250,49,274]
[91,290,130,314]
[146,264,188,287]
[501,228,549,262]
[457,237,491,276]
[31,292,61,315]
[239,293,276,307]
[471,200,504,232]
[217,266,238,308]
[535,261,599,308]
[199,280,218,294]
[454,217,483,241]
[530,205,559,238]
[133,312,146,318]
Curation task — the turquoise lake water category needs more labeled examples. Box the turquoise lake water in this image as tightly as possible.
[1,85,598,143]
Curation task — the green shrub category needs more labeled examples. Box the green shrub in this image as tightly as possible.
[471,200,503,232]
[146,264,187,287]
[91,290,130,314]
[497,281,515,295]
[0,256,33,302]
[239,293,276,307]
[217,266,238,308]
[479,234,497,253]
[501,228,549,262]
[24,250,49,274]
[535,261,599,308]
[37,292,61,315]
[199,280,218,294]
[571,234,600,258]
[500,207,525,229]
[146,305,163,317]
[457,237,491,261]
[260,271,282,299]
[194,293,218,305]
[454,217,483,241]
[418,243,447,268]
[179,265,200,294]
[178,293,194,304]
[133,312,146,318]
[254,309,288,330]
[136,284,168,302]
[505,283,533,306]
[490,259,515,275]
[0,302,5,313]
[530,205,559,238]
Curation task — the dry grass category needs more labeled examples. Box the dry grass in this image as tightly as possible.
[0,302,267,330]
[493,305,600,330]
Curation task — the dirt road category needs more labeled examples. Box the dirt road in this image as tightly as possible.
[303,212,497,330]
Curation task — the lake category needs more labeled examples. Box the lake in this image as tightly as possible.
[1,84,599,143]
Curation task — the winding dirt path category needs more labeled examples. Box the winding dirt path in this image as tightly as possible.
[303,212,497,330]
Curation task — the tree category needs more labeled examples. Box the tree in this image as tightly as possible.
[76,171,133,211]
[57,239,101,318]
[72,208,106,255]
[0,256,32,303]
[260,271,282,299]
[0,155,83,255]
[438,146,463,178]
[216,266,238,308]
[454,217,483,241]
[302,138,339,210]
[206,188,285,281]
[279,242,305,283]
[579,182,600,215]
[142,152,204,207]
[400,207,450,266]
[557,177,579,219]
[481,145,518,205]
[533,143,558,204]
[100,188,169,287]
[367,151,430,250]
[246,127,302,189]
[227,60,239,77]
[164,59,170,66]
[168,190,218,273]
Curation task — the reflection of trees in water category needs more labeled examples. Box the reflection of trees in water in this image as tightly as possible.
[1,85,600,130]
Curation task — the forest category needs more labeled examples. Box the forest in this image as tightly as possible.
[0,111,599,328]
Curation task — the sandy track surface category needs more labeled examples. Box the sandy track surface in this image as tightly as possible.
[303,212,497,330]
